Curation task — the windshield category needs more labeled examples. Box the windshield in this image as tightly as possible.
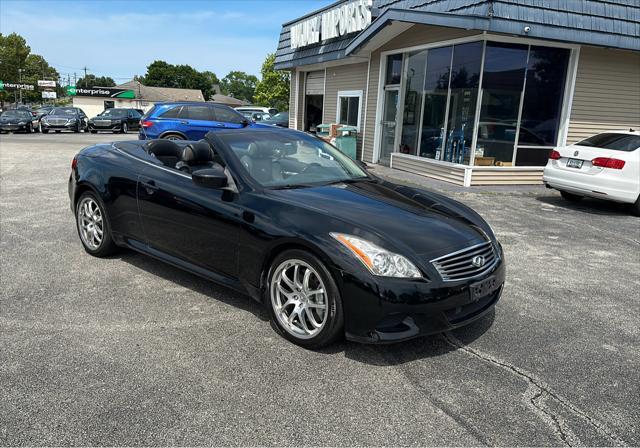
[220,131,368,188]
[100,109,127,117]
[577,133,640,152]
[268,112,288,121]
[1,111,23,118]
[50,108,77,115]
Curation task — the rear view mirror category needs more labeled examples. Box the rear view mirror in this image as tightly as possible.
[192,165,228,189]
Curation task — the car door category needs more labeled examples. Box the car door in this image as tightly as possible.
[178,105,218,140]
[212,105,246,130]
[128,110,141,130]
[137,162,241,279]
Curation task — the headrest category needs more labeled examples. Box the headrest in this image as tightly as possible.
[182,140,213,163]
[145,139,182,157]
[247,141,275,158]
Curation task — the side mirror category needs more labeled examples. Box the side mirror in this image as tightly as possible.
[241,119,249,127]
[192,165,228,189]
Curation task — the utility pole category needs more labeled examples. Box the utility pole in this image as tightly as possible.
[18,68,23,104]
[73,72,77,86]
[82,65,89,88]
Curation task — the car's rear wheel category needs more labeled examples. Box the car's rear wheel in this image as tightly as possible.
[121,123,128,134]
[162,133,185,141]
[75,192,117,257]
[560,191,583,202]
[267,249,343,348]
[42,129,49,134]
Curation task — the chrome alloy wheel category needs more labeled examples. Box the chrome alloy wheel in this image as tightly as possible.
[270,259,328,339]
[77,197,104,250]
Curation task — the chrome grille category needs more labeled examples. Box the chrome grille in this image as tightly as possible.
[48,118,67,126]
[431,241,498,281]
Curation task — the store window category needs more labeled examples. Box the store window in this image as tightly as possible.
[400,50,427,155]
[442,41,482,164]
[337,91,362,129]
[476,42,528,166]
[419,46,452,159]
[516,46,570,165]
[385,54,403,85]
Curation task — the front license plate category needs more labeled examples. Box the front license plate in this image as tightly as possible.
[566,158,583,169]
[470,276,499,300]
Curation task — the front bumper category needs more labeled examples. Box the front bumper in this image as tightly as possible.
[1,124,29,131]
[41,121,77,131]
[340,252,506,343]
[89,122,121,132]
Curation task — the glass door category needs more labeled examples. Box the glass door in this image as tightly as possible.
[379,87,400,165]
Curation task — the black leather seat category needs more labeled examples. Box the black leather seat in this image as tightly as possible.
[145,139,183,168]
[176,140,215,174]
[240,142,283,183]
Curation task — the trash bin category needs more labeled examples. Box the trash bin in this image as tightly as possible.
[334,125,358,160]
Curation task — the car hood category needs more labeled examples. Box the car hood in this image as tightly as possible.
[269,180,490,258]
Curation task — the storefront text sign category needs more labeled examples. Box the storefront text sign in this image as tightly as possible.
[66,86,136,99]
[290,0,372,49]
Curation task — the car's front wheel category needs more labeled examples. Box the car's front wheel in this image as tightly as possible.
[267,249,343,348]
[75,192,117,257]
[121,122,128,134]
[630,196,640,217]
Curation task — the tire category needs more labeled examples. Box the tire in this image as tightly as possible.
[630,196,640,217]
[38,122,42,133]
[75,191,118,257]
[73,123,80,133]
[121,122,128,134]
[560,190,583,202]
[90,129,97,134]
[42,129,49,134]
[162,133,185,141]
[55,130,61,133]
[266,249,343,348]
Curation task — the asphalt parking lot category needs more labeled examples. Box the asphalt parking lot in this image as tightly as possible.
[1,132,638,446]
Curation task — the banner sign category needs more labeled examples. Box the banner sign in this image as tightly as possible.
[290,0,372,49]
[42,91,57,99]
[66,86,135,99]
[0,81,36,91]
[38,80,57,88]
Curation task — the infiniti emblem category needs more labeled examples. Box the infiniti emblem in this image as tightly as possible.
[574,150,579,156]
[471,255,486,268]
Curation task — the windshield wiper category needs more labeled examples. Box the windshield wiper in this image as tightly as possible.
[270,183,315,190]
[322,177,372,186]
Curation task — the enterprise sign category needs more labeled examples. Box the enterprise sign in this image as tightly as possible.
[66,86,135,99]
[290,0,372,49]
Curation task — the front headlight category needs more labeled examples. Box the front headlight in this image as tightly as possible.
[330,233,421,278]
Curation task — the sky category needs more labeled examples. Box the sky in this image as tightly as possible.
[0,0,326,84]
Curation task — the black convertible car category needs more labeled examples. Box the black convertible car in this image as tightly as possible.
[69,128,505,347]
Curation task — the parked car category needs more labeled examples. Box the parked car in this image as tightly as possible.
[240,111,271,122]
[41,107,88,133]
[235,106,278,116]
[69,127,505,348]
[88,108,142,134]
[0,109,36,133]
[543,130,640,215]
[139,101,266,141]
[262,111,289,128]
[32,106,55,132]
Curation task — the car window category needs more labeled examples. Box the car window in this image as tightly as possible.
[577,133,640,152]
[50,108,78,115]
[213,106,244,124]
[268,108,278,115]
[220,131,367,188]
[159,106,183,119]
[185,105,213,121]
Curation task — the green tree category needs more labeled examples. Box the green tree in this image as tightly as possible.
[220,71,258,102]
[141,60,215,100]
[76,75,116,88]
[254,53,290,111]
[0,33,31,105]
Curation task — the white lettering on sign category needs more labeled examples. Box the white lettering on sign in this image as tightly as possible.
[290,0,372,49]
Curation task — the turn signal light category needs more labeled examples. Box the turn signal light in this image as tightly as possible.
[71,157,78,170]
[141,120,154,128]
[549,150,561,160]
[591,157,626,169]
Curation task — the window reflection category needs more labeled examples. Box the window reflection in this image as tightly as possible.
[386,54,403,85]
[400,50,427,155]
[420,46,452,159]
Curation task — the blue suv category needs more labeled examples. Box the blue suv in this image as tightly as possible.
[139,102,264,140]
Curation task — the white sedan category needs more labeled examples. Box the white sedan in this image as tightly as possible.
[543,130,640,215]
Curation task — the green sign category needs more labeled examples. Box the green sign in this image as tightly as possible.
[67,85,77,96]
[0,81,4,91]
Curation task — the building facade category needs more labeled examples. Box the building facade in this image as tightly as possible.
[275,0,640,186]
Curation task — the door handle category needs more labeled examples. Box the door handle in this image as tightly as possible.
[141,179,158,194]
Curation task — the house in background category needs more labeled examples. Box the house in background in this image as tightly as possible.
[275,0,640,186]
